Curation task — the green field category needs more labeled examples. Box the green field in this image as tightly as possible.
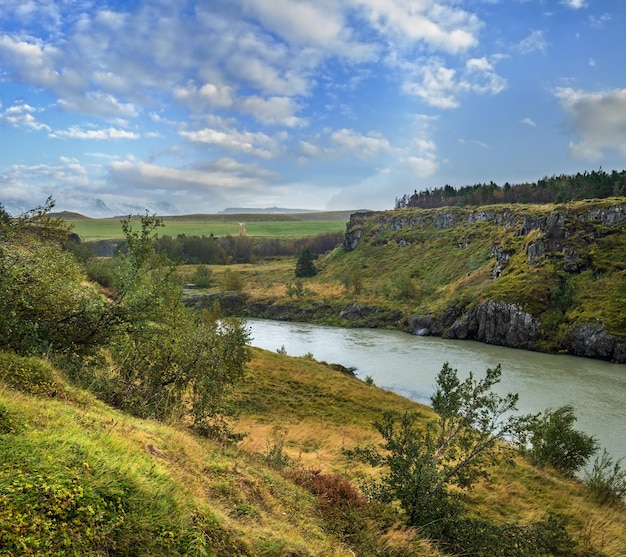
[62,211,353,241]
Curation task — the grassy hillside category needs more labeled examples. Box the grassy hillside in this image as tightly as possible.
[220,199,625,357]
[1,348,625,556]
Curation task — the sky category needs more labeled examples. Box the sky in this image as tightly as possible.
[1,0,625,217]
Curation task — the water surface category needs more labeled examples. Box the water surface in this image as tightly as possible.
[247,318,626,463]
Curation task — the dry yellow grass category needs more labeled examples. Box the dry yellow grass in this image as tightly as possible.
[229,348,626,556]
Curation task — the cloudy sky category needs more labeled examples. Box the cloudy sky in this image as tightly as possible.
[1,0,625,217]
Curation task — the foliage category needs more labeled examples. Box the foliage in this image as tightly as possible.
[0,198,106,355]
[294,248,317,278]
[0,351,65,398]
[391,271,418,300]
[82,216,251,431]
[342,269,364,296]
[151,230,342,264]
[222,268,245,291]
[584,450,626,505]
[192,264,214,288]
[396,168,626,209]
[285,280,309,298]
[348,364,528,522]
[262,427,292,469]
[521,404,599,476]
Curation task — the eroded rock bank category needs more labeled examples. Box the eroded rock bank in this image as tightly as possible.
[185,291,626,364]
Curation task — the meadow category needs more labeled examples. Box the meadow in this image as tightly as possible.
[61,211,353,241]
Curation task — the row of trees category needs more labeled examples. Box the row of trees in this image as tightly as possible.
[395,169,626,209]
[0,199,250,436]
[123,230,343,265]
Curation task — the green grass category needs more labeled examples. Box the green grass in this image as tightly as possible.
[63,213,350,241]
[2,346,625,556]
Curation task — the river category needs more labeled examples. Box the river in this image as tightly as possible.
[246,318,626,464]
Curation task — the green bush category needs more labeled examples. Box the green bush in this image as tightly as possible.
[294,248,317,278]
[584,449,626,505]
[222,268,245,291]
[192,264,214,288]
[0,352,65,398]
[522,405,599,476]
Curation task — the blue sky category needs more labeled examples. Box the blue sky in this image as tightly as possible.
[1,0,625,217]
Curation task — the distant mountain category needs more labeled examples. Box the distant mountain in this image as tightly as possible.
[219,207,318,214]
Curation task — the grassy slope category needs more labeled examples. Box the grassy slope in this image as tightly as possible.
[1,348,625,556]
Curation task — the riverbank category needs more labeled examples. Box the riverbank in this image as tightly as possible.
[183,199,626,364]
[3,346,625,555]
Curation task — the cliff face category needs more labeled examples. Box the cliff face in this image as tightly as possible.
[341,201,626,362]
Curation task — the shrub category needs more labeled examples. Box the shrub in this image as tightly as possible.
[342,270,363,295]
[294,248,317,278]
[192,264,214,288]
[0,352,65,398]
[522,405,599,476]
[584,449,626,505]
[222,268,245,291]
[347,364,531,534]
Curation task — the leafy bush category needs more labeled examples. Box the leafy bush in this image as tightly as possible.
[342,270,363,295]
[285,280,309,298]
[521,405,599,476]
[192,264,214,288]
[84,257,117,287]
[392,271,418,300]
[584,449,626,505]
[345,364,577,555]
[222,268,245,291]
[0,221,106,355]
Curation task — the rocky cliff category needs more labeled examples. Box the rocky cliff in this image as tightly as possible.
[341,201,626,362]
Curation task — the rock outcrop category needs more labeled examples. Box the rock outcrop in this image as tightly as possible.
[342,202,626,362]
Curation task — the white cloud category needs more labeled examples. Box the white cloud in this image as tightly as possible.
[50,127,140,140]
[355,0,481,53]
[518,30,547,54]
[555,87,626,161]
[330,128,392,159]
[561,0,587,9]
[57,92,138,121]
[589,13,611,29]
[238,95,307,127]
[402,57,506,109]
[522,117,536,127]
[238,0,371,58]
[0,102,50,131]
[0,35,63,90]
[179,127,282,159]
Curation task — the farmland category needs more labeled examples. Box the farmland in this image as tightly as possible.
[59,210,355,241]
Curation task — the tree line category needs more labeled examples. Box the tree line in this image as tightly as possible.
[75,230,343,265]
[395,168,626,209]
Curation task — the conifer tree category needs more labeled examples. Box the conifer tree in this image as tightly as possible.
[295,248,317,277]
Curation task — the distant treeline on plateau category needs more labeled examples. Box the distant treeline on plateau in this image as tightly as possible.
[153,231,343,264]
[395,169,626,210]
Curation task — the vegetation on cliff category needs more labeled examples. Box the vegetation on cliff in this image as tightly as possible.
[211,198,626,362]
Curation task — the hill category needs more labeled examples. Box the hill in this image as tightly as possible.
[2,348,625,556]
[205,199,626,362]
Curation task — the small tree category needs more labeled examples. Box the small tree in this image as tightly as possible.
[521,405,598,476]
[347,363,532,531]
[584,450,626,505]
[192,264,213,288]
[295,248,317,278]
